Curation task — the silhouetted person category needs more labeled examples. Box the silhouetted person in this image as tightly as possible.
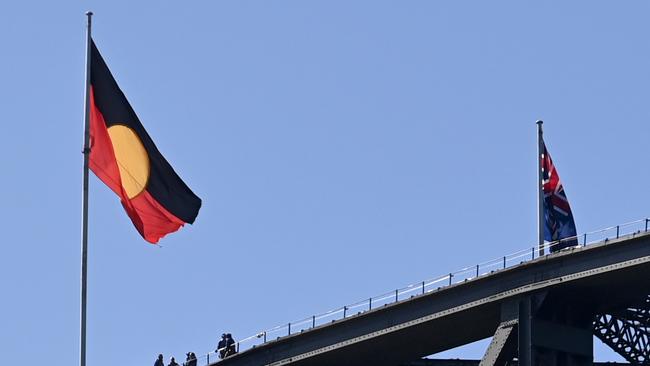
[168,356,180,366]
[225,333,237,357]
[154,354,164,366]
[184,352,197,366]
[217,333,228,359]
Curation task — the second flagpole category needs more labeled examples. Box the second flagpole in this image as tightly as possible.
[536,120,544,257]
[80,10,93,366]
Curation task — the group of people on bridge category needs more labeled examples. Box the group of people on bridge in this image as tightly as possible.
[154,352,197,366]
[154,333,237,366]
[217,333,238,359]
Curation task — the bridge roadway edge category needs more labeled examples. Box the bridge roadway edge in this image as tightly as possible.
[215,233,650,366]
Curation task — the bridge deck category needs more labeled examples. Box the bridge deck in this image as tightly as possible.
[215,233,650,366]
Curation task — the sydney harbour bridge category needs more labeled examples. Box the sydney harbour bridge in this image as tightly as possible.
[198,219,650,366]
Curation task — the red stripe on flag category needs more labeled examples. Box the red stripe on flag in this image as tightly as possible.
[89,87,186,244]
[89,87,123,197]
[124,191,185,243]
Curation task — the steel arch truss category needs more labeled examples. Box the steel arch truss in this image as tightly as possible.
[594,296,650,365]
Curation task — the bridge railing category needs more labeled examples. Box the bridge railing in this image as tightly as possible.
[202,217,650,365]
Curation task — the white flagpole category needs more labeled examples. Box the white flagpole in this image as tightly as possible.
[536,120,544,257]
[80,10,93,366]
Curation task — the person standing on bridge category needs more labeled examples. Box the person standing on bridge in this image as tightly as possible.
[225,333,237,357]
[217,333,228,359]
[184,352,197,366]
[154,354,164,366]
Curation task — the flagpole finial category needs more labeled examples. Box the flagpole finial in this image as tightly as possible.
[86,11,93,16]
[536,120,543,125]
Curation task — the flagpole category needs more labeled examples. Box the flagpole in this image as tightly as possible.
[536,120,544,257]
[80,10,93,366]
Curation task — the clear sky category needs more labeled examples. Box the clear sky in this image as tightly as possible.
[1,1,649,365]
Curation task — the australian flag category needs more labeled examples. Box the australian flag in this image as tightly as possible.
[542,141,578,252]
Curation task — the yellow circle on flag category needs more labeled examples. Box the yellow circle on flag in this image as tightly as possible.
[107,125,150,199]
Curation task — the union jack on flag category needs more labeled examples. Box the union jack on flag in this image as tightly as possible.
[541,141,578,252]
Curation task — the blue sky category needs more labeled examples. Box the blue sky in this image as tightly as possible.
[1,1,649,365]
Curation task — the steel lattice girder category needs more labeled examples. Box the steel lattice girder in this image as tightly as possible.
[594,296,650,365]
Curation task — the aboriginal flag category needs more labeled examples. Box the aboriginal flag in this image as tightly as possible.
[88,39,201,243]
